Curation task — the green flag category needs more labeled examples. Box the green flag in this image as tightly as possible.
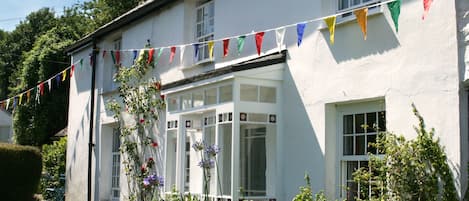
[237,35,246,54]
[155,48,164,65]
[387,0,401,32]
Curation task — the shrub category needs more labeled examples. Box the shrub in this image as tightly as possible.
[0,143,42,201]
[40,137,66,200]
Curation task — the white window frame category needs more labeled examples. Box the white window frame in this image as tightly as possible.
[335,0,382,22]
[337,104,385,201]
[111,129,121,201]
[195,0,214,63]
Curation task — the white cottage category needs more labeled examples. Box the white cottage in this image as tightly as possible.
[66,0,469,200]
[0,109,12,143]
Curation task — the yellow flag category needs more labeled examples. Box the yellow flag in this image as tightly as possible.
[354,8,368,40]
[208,41,214,60]
[19,93,23,105]
[324,16,336,45]
[62,70,67,81]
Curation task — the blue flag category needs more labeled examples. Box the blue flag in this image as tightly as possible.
[56,74,61,87]
[193,44,200,58]
[133,50,138,64]
[297,23,306,46]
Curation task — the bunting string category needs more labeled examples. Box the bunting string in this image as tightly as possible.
[0,0,433,110]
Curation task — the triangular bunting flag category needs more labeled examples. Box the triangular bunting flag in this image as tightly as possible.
[39,83,45,96]
[133,50,138,64]
[180,45,186,63]
[35,86,40,104]
[297,23,306,46]
[27,90,31,103]
[324,16,336,45]
[169,46,176,63]
[354,8,368,40]
[47,79,52,92]
[115,50,121,65]
[5,98,10,110]
[56,74,61,87]
[148,48,155,64]
[422,0,433,20]
[255,32,265,56]
[70,65,75,78]
[208,41,214,60]
[237,36,246,54]
[102,50,107,58]
[156,48,164,65]
[19,93,23,105]
[110,50,116,64]
[275,28,286,52]
[388,0,401,32]
[12,97,16,109]
[62,70,67,82]
[193,44,200,59]
[223,39,229,57]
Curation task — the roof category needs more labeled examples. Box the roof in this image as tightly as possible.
[162,50,287,90]
[66,0,178,53]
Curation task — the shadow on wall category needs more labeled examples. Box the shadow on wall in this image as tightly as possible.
[321,13,400,63]
[282,60,325,199]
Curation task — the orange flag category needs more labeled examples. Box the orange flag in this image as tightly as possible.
[354,8,368,40]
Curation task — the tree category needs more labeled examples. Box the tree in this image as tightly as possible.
[353,104,457,201]
[13,26,79,145]
[80,0,143,28]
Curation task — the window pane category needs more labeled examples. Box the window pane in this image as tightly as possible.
[193,91,204,107]
[355,113,365,133]
[204,88,217,105]
[356,135,365,155]
[240,84,258,102]
[181,94,192,110]
[240,125,267,196]
[347,182,358,201]
[378,111,386,131]
[168,97,179,111]
[366,112,377,133]
[343,115,353,134]
[339,0,349,10]
[220,124,232,196]
[197,8,203,22]
[367,134,377,154]
[352,0,361,6]
[219,85,233,103]
[248,113,268,122]
[344,136,353,155]
[259,86,276,103]
[346,161,358,180]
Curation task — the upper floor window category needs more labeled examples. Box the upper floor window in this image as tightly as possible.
[196,0,214,62]
[337,0,380,18]
[240,84,276,103]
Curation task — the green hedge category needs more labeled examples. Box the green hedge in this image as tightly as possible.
[0,143,42,201]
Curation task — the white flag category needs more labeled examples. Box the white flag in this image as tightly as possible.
[47,79,52,92]
[275,27,286,52]
[180,45,186,64]
[5,98,10,110]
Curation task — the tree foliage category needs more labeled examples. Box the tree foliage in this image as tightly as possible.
[353,104,457,201]
[40,137,67,200]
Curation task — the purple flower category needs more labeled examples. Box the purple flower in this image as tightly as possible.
[198,159,215,169]
[143,177,151,186]
[205,144,220,156]
[192,141,204,151]
[143,174,164,187]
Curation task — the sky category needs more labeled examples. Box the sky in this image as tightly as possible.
[0,0,88,31]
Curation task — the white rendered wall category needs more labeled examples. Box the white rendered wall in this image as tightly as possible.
[67,0,466,200]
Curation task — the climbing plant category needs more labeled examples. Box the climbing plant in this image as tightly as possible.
[107,43,165,201]
[353,104,457,201]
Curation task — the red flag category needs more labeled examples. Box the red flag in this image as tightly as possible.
[255,32,265,56]
[169,46,176,63]
[115,50,121,64]
[148,48,155,64]
[27,91,31,102]
[102,50,106,58]
[422,0,433,20]
[70,65,75,78]
[39,83,45,96]
[223,39,230,57]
